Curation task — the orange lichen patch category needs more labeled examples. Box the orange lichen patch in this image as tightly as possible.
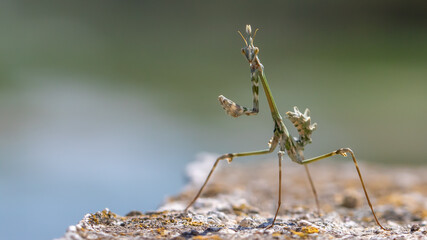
[88,215,100,224]
[301,226,319,234]
[291,226,319,237]
[180,216,210,227]
[189,221,205,226]
[155,227,168,237]
[290,230,306,237]
[193,235,223,240]
[147,210,169,218]
[272,231,282,237]
[101,209,117,218]
[88,209,120,226]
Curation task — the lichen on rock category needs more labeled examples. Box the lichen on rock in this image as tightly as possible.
[57,156,427,240]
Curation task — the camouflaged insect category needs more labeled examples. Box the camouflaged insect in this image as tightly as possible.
[185,25,386,231]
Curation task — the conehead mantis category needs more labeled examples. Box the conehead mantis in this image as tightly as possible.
[185,25,386,230]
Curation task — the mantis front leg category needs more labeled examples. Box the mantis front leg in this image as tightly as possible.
[184,135,279,212]
[218,74,259,117]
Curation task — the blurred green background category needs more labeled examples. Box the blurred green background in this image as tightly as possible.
[0,1,426,239]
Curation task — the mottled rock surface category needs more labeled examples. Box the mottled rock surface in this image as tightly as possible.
[57,153,427,239]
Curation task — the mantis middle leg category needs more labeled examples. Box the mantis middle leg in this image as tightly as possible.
[266,150,284,229]
[184,136,279,212]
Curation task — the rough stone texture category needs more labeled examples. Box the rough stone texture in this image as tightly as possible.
[57,153,427,239]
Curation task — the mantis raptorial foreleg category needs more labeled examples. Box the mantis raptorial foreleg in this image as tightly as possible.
[218,75,259,117]
[184,136,279,212]
[185,25,386,231]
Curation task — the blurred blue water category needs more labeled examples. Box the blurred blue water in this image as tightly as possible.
[0,77,198,240]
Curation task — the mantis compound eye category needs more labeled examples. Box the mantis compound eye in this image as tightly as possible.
[241,48,245,55]
[254,47,259,55]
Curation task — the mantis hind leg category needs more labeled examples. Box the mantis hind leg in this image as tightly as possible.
[304,165,321,216]
[301,148,386,230]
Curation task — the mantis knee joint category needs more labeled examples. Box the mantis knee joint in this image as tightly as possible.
[336,148,354,157]
[218,153,234,163]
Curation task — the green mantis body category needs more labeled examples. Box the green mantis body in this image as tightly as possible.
[185,25,385,230]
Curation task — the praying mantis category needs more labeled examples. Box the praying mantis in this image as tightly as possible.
[185,25,386,230]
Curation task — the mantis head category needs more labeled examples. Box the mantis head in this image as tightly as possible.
[238,25,259,63]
